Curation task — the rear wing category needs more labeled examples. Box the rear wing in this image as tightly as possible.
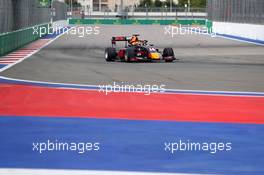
[111,36,130,48]
[111,35,140,45]
[111,34,139,46]
[112,36,129,45]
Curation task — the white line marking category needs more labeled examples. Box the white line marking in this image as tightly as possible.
[1,75,264,97]
[1,58,21,60]
[3,54,23,57]
[8,54,29,56]
[1,56,23,58]
[0,168,213,175]
[14,49,37,50]
[0,59,18,62]
[0,75,97,87]
[12,51,33,53]
[27,47,45,48]
[0,59,20,61]
[17,48,36,52]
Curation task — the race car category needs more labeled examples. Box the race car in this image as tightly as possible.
[105,35,176,62]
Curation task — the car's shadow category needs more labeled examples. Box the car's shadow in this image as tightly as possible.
[110,59,180,64]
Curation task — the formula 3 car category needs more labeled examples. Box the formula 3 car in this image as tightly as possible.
[105,35,176,62]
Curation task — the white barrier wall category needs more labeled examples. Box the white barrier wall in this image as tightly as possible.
[52,20,68,29]
[213,22,264,42]
[82,12,207,18]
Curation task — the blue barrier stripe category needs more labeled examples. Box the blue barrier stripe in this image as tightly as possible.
[183,27,264,46]
[216,33,264,45]
[0,116,263,174]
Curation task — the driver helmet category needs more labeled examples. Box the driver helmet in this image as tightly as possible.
[130,35,139,45]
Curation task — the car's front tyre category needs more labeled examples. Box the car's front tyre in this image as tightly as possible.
[163,48,175,62]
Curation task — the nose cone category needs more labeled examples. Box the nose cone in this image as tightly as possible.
[150,53,161,59]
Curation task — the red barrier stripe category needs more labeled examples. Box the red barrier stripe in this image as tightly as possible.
[0,84,264,124]
[0,61,15,64]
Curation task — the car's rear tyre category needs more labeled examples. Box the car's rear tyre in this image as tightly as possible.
[163,48,175,62]
[105,47,117,62]
[125,48,135,62]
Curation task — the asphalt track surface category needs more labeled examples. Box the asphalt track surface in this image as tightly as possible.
[1,25,264,92]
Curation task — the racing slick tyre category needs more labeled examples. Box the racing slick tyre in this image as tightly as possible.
[163,48,175,62]
[125,48,135,63]
[105,48,117,62]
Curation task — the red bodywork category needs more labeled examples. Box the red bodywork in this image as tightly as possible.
[118,49,126,59]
